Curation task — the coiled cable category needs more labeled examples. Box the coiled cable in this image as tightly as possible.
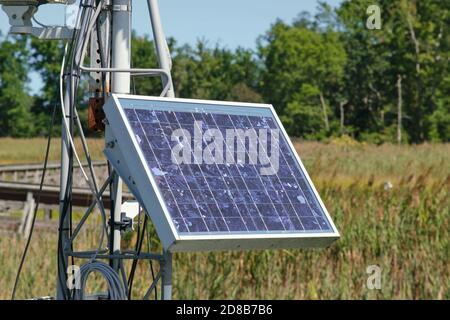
[73,261,127,300]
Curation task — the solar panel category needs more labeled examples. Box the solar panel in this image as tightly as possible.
[103,94,339,251]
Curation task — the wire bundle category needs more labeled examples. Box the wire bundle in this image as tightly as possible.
[57,0,110,299]
[73,261,127,300]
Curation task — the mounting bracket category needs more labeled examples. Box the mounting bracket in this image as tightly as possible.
[1,3,74,39]
[10,25,74,39]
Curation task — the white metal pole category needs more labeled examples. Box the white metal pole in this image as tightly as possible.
[147,0,175,98]
[147,0,174,300]
[109,0,131,270]
[161,250,173,300]
[112,0,131,94]
[56,77,72,300]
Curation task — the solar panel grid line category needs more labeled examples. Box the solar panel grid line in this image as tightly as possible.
[203,113,270,232]
[210,114,276,233]
[131,109,191,233]
[248,127,307,231]
[169,110,234,233]
[208,111,301,232]
[135,110,212,234]
[150,110,216,234]
[233,114,308,232]
[129,108,329,233]
[269,110,334,231]
[197,111,267,233]
[231,113,328,231]
[177,111,253,233]
[270,116,332,230]
[222,113,290,232]
[195,110,304,233]
[256,112,329,230]
[256,137,311,231]
[164,109,258,234]
[245,116,323,231]
[136,108,225,234]
[193,125,260,232]
[121,97,335,235]
[103,94,340,251]
[241,115,308,232]
[166,109,266,233]
[162,108,242,234]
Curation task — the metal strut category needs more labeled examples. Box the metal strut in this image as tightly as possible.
[56,0,176,300]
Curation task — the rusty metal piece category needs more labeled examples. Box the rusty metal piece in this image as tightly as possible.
[87,97,105,132]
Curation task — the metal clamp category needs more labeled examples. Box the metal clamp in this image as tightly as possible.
[112,4,131,12]
[108,216,132,232]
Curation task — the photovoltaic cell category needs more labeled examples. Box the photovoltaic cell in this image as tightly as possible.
[122,106,333,235]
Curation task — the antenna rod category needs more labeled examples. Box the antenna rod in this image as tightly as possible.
[108,0,132,272]
[56,73,72,300]
[147,0,174,98]
[148,0,174,300]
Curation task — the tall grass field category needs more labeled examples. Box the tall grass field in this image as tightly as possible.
[0,138,448,299]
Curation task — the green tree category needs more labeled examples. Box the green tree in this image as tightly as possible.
[173,41,261,102]
[29,39,65,134]
[338,0,450,142]
[259,18,346,138]
[130,32,161,96]
[0,36,33,137]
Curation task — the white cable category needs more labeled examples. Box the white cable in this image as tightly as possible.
[73,261,127,300]
[78,2,103,68]
[59,43,91,184]
[60,1,103,187]
[60,2,109,261]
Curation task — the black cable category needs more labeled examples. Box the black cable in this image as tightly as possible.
[55,0,107,300]
[57,172,72,300]
[107,163,115,268]
[96,17,108,101]
[56,123,75,300]
[127,215,148,299]
[32,16,50,28]
[11,103,58,300]
[146,219,158,300]
[56,0,87,299]
[126,35,142,301]
[127,207,141,290]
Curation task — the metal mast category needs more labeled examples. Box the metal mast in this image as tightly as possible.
[109,0,131,272]
[147,0,175,300]
[56,69,72,300]
[2,0,175,301]
[57,0,175,299]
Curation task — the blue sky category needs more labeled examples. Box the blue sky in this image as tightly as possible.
[0,0,342,93]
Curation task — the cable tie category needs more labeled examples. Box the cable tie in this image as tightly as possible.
[62,71,81,79]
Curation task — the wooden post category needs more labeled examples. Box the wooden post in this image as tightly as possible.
[20,192,35,237]
[339,100,347,135]
[319,92,330,131]
[34,169,40,184]
[44,207,53,221]
[397,74,402,144]
[24,195,35,239]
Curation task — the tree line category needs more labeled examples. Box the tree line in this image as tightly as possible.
[0,0,448,143]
